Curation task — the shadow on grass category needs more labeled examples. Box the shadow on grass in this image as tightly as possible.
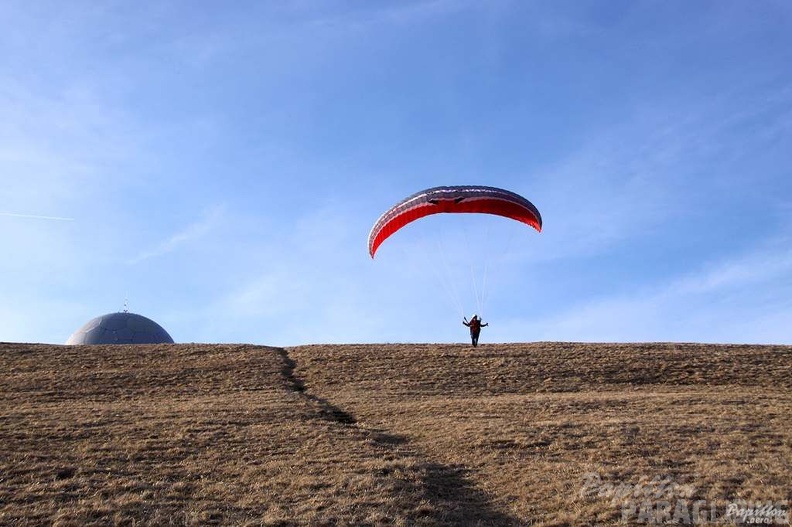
[409,462,523,526]
[276,348,523,526]
[369,429,410,446]
[276,348,357,425]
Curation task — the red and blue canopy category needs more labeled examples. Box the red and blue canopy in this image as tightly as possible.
[368,185,542,258]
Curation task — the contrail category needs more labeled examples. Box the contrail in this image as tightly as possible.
[0,212,75,221]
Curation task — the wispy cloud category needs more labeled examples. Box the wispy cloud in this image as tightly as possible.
[505,240,792,344]
[129,204,226,264]
[671,245,792,297]
[0,212,74,221]
[205,202,400,344]
[521,78,792,266]
[302,0,471,30]
[0,67,144,237]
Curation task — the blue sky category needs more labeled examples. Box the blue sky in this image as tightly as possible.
[2,1,791,345]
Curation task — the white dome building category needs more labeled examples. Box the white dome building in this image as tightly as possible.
[66,311,174,345]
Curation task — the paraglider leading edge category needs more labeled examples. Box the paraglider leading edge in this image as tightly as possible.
[368,185,542,258]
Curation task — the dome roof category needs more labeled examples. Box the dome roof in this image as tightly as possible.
[66,312,174,345]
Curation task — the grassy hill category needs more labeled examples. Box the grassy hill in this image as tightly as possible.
[1,342,790,526]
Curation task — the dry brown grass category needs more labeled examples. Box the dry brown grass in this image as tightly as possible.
[1,341,790,525]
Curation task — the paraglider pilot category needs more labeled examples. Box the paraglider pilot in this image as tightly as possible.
[463,315,488,347]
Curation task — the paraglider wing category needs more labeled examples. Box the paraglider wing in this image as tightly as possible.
[368,185,542,257]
